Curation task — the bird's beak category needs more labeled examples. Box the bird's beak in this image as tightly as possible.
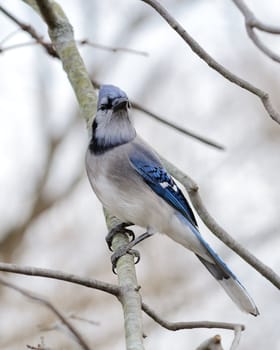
[112,97,129,112]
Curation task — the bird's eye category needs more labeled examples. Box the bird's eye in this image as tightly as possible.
[99,99,112,111]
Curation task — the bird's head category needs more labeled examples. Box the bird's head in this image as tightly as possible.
[98,84,130,113]
[89,85,136,154]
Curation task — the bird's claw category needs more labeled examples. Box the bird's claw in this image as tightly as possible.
[111,247,140,274]
[106,223,134,251]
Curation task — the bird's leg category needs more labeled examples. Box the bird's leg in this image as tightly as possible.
[111,231,153,273]
[106,222,134,251]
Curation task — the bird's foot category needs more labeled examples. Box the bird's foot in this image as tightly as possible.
[110,231,153,274]
[111,247,140,274]
[106,222,134,251]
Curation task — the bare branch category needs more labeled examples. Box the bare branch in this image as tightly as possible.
[142,302,244,332]
[0,40,38,53]
[0,28,22,45]
[78,39,148,56]
[0,277,92,350]
[132,101,225,150]
[232,0,280,63]
[104,212,145,350]
[68,314,100,327]
[0,261,120,296]
[141,0,280,125]
[232,0,280,34]
[163,158,280,290]
[0,5,57,57]
[0,6,148,58]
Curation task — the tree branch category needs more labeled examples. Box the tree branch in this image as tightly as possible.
[78,39,148,56]
[131,101,225,150]
[141,302,244,332]
[104,211,145,350]
[232,0,280,34]
[0,4,57,57]
[0,277,92,350]
[162,157,280,290]
[0,261,120,296]
[232,0,280,63]
[141,0,280,125]
[17,3,146,349]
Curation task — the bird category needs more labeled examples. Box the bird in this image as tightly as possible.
[85,84,259,316]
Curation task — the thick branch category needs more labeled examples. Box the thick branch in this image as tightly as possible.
[141,0,280,125]
[0,277,91,350]
[163,158,280,290]
[105,211,145,350]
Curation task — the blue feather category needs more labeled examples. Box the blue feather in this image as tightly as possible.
[129,152,197,227]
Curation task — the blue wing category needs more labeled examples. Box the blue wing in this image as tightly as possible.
[129,144,240,280]
[129,144,197,227]
[129,143,243,281]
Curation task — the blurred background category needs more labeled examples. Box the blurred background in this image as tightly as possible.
[0,0,280,349]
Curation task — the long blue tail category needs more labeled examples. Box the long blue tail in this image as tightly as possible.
[196,254,259,316]
[185,219,259,316]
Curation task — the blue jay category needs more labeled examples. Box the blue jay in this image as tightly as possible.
[86,84,259,316]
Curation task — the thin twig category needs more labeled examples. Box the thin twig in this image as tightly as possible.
[0,28,21,45]
[142,302,244,331]
[163,157,280,290]
[141,0,280,124]
[0,261,120,296]
[0,277,92,350]
[232,0,280,63]
[0,41,37,53]
[78,39,148,56]
[132,101,225,150]
[0,4,58,57]
[68,313,100,326]
[0,5,148,58]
